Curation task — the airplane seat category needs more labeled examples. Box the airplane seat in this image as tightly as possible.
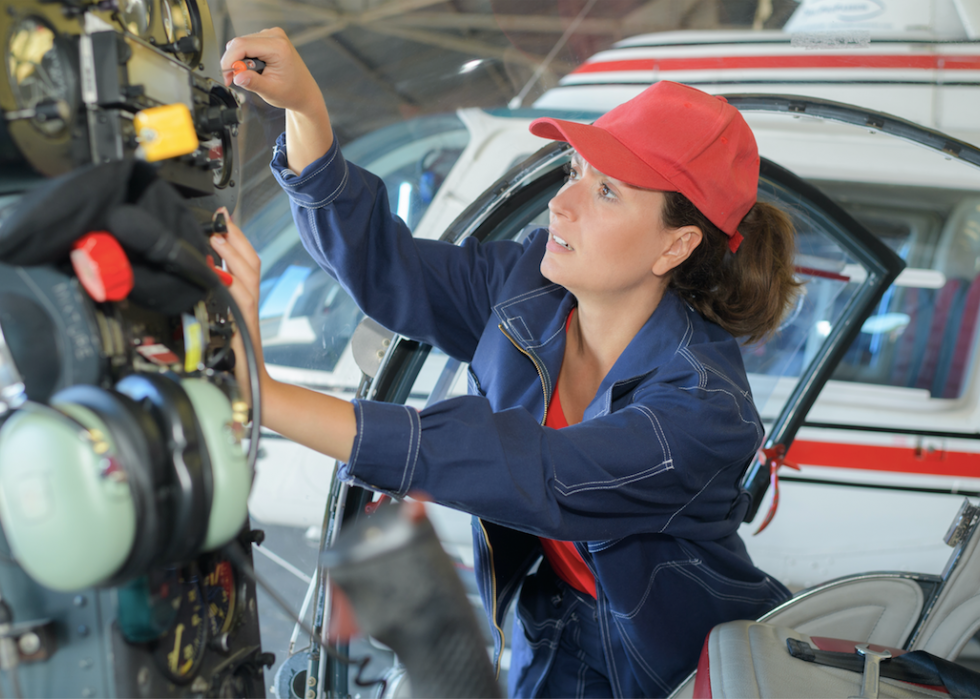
[888,198,980,396]
[889,285,936,388]
[941,274,980,397]
[912,277,967,396]
[666,574,927,698]
[922,198,980,397]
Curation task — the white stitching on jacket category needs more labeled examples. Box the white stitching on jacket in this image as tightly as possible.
[276,142,339,188]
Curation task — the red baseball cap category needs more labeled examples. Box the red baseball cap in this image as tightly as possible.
[529,81,759,253]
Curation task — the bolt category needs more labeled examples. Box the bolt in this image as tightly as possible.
[308,676,316,687]
[199,64,205,71]
[306,691,315,699]
[211,633,230,653]
[229,180,236,187]
[73,595,87,608]
[17,633,40,655]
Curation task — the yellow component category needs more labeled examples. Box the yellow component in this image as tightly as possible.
[182,313,203,373]
[134,104,199,163]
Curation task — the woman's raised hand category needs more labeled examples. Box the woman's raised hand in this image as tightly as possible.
[222,28,333,174]
[221,28,321,115]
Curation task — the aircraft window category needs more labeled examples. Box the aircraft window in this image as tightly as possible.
[244,114,470,382]
[811,182,980,399]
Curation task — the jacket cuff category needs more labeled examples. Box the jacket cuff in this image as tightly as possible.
[269,132,349,209]
[340,399,422,498]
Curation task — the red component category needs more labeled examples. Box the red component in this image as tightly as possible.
[753,444,800,536]
[206,254,234,287]
[693,633,712,698]
[70,232,133,302]
[364,494,391,515]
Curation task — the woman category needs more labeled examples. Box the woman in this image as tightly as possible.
[217,29,798,698]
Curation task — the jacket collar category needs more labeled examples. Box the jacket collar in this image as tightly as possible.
[493,284,694,421]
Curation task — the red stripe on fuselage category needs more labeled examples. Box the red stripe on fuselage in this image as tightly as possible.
[787,439,980,478]
[572,55,980,75]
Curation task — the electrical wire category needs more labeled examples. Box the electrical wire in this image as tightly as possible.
[213,282,261,472]
[222,542,386,696]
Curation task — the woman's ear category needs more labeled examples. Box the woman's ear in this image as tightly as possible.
[653,225,702,276]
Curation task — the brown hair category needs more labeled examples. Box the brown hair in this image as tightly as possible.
[662,192,801,344]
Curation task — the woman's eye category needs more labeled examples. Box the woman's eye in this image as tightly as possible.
[563,162,579,181]
[599,183,615,199]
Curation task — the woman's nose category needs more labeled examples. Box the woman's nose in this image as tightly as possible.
[549,180,578,220]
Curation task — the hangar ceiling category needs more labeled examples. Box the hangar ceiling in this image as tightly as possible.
[222,0,798,214]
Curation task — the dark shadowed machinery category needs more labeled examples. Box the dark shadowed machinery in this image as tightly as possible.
[0,0,272,695]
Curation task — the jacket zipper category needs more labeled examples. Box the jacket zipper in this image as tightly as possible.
[477,519,505,679]
[478,323,551,679]
[498,323,550,425]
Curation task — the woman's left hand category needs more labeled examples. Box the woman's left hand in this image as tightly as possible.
[210,211,267,407]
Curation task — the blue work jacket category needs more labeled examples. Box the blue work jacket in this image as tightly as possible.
[271,134,790,697]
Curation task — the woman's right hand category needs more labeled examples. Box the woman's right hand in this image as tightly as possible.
[221,28,323,116]
[222,28,333,175]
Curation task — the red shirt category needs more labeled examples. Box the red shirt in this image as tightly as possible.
[538,311,597,598]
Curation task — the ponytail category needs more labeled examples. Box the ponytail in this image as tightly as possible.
[663,192,801,345]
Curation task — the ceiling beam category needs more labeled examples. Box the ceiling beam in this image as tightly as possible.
[247,0,341,24]
[323,35,417,106]
[290,22,350,46]
[368,22,576,72]
[287,0,452,47]
[382,12,662,35]
[357,0,453,24]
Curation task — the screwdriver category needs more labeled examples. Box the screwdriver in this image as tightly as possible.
[231,58,266,76]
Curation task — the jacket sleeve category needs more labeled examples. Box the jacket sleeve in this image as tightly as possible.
[343,358,762,543]
[271,133,525,362]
